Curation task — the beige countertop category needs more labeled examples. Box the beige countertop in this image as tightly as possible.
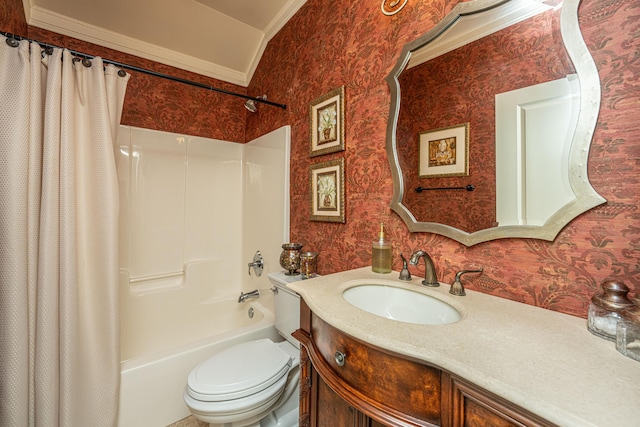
[287,267,640,427]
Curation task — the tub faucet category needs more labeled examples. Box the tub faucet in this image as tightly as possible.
[247,251,264,277]
[409,250,439,287]
[238,289,259,303]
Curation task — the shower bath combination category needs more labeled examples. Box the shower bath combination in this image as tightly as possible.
[117,125,292,426]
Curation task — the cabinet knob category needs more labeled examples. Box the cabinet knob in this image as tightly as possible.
[334,351,347,367]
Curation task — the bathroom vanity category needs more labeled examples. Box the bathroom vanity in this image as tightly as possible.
[294,307,552,426]
[288,268,640,427]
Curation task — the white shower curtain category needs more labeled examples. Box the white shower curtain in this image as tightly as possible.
[0,37,129,426]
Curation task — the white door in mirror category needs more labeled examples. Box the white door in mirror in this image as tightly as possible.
[495,74,580,226]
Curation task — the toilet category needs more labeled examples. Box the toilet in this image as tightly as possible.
[183,271,302,427]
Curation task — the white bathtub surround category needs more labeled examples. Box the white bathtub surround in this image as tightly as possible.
[116,126,291,427]
[117,126,244,296]
[242,128,291,302]
[0,40,129,426]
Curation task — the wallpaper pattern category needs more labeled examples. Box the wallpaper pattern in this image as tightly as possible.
[247,0,639,318]
[1,0,637,318]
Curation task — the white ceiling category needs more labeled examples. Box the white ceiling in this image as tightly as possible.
[21,0,307,86]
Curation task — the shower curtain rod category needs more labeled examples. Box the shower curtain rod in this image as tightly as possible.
[1,31,287,110]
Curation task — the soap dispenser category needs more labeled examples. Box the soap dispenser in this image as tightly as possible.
[372,223,392,274]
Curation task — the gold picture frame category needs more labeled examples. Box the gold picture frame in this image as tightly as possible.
[419,123,469,177]
[309,158,345,223]
[309,86,345,157]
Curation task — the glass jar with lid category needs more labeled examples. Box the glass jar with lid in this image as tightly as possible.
[587,281,635,341]
[616,302,640,362]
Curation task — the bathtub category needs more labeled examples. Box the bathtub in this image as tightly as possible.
[117,299,281,427]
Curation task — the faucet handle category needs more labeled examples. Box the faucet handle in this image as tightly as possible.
[248,251,264,276]
[399,254,412,281]
[450,269,483,296]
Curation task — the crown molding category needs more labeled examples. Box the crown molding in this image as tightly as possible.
[245,0,306,85]
[26,5,248,86]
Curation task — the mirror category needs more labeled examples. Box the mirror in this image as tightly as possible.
[385,0,605,246]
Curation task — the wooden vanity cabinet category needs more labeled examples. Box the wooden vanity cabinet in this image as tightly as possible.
[294,304,439,427]
[294,300,555,427]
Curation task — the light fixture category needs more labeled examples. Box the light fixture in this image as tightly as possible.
[245,95,267,113]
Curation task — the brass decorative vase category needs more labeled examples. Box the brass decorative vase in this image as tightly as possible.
[279,243,303,275]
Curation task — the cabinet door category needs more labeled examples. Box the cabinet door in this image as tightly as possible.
[310,314,442,425]
[299,332,400,427]
[313,369,394,427]
[313,369,358,427]
[449,376,556,427]
[299,340,359,427]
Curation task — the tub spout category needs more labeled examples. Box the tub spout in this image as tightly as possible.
[238,289,260,303]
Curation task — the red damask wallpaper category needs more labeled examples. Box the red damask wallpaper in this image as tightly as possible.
[247,0,639,318]
[1,0,638,318]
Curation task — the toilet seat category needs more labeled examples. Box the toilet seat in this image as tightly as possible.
[183,273,302,426]
[186,339,293,403]
[184,372,288,419]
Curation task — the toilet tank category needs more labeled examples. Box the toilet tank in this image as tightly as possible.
[268,271,302,348]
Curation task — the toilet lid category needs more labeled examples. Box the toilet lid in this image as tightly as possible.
[187,339,293,402]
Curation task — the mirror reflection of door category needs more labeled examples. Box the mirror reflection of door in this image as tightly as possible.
[495,75,580,226]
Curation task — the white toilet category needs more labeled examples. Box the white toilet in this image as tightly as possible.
[183,272,302,427]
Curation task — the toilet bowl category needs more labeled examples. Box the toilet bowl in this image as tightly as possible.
[184,272,302,427]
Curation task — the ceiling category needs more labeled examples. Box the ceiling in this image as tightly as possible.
[21,0,307,86]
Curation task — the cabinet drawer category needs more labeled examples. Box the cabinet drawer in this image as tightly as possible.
[311,314,442,425]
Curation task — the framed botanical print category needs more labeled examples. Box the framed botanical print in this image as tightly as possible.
[309,86,345,157]
[419,123,469,177]
[309,158,345,223]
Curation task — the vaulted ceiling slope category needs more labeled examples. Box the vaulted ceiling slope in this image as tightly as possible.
[21,0,307,86]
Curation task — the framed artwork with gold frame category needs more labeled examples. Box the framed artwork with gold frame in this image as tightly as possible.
[419,123,469,177]
[309,158,345,223]
[309,86,345,157]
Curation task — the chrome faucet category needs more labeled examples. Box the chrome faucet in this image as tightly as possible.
[238,289,259,303]
[247,251,264,277]
[409,250,439,287]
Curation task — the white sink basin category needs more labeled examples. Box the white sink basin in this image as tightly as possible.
[342,284,461,325]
